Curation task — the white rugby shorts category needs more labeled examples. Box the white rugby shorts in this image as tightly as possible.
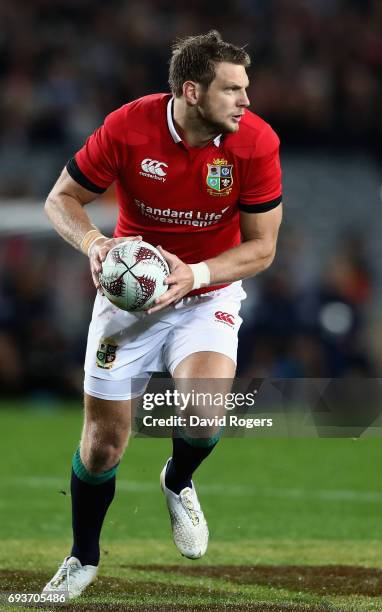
[84,281,246,401]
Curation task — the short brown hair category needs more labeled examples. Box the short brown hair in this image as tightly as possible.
[169,30,251,97]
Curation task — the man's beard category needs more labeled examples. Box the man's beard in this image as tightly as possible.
[196,101,237,135]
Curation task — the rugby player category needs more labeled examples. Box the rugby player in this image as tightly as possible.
[42,31,282,598]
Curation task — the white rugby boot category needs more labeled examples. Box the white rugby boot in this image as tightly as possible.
[160,458,209,559]
[42,556,97,599]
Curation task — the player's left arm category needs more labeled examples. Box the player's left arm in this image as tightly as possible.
[207,204,282,282]
[148,204,282,314]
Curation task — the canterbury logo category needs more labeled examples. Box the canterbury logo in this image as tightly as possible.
[140,158,168,181]
[215,311,235,326]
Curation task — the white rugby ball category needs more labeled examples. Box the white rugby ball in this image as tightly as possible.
[99,240,169,311]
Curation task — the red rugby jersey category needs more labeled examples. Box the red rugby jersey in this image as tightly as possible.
[67,93,282,294]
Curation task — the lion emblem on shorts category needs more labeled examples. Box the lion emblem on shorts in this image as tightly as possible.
[96,338,118,369]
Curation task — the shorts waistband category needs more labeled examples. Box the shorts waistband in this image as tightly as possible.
[174,281,242,309]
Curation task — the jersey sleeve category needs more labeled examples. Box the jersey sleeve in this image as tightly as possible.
[239,125,282,213]
[66,110,122,193]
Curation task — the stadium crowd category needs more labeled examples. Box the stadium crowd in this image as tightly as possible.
[0,0,381,197]
[238,230,376,378]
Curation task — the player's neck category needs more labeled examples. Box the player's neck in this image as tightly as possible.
[173,98,219,148]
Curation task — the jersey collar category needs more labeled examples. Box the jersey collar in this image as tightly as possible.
[167,97,222,147]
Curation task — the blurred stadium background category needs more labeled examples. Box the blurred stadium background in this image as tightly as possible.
[0,0,381,396]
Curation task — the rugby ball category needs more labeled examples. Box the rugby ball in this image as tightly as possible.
[99,240,169,311]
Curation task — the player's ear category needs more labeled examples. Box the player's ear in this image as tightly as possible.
[183,81,198,106]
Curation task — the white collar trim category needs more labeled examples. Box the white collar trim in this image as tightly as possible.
[167,97,182,143]
[167,97,222,147]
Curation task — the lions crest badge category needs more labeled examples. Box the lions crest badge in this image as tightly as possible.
[96,338,118,369]
[206,158,233,196]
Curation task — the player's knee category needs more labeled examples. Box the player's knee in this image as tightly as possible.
[181,406,225,443]
[183,425,218,441]
[82,439,125,473]
[81,420,128,471]
[181,424,222,448]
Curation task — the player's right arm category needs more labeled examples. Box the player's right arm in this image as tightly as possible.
[46,107,142,289]
[45,167,141,289]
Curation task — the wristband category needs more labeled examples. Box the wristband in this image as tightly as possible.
[87,235,106,257]
[189,262,210,290]
[80,229,103,256]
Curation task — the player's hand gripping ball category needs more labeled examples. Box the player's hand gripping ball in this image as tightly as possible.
[99,240,169,311]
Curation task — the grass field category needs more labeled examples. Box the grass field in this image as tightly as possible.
[0,402,381,611]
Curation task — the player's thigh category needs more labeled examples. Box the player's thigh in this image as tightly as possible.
[173,350,236,380]
[81,393,139,465]
[173,352,235,439]
[173,351,235,409]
